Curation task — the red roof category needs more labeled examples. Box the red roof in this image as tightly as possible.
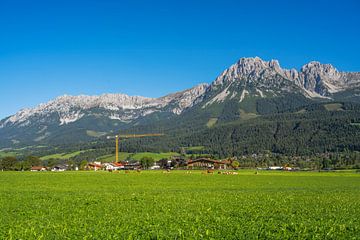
[111,162,123,166]
[88,163,102,168]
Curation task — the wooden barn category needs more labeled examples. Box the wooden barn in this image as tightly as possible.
[187,158,228,170]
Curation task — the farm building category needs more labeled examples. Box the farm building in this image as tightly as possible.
[30,166,47,171]
[123,161,141,170]
[103,162,124,171]
[87,163,103,171]
[187,158,229,170]
[268,166,283,170]
[149,164,160,170]
[51,165,68,172]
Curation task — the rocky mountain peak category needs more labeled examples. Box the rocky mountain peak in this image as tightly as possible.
[235,57,283,75]
[269,59,281,71]
[298,61,343,95]
[213,57,285,86]
[210,57,360,97]
[301,61,340,78]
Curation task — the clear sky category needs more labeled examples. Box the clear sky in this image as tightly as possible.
[0,0,359,119]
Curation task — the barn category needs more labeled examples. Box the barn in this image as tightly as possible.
[187,158,228,170]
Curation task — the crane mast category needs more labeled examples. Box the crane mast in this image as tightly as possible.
[108,133,164,163]
[115,135,119,162]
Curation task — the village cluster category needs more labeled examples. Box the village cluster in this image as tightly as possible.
[29,157,296,172]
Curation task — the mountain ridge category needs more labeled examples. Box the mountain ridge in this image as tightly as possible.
[0,83,209,128]
[1,57,360,148]
[3,57,360,127]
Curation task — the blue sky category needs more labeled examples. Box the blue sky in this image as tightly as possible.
[0,0,359,119]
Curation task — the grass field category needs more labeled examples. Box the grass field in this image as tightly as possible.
[0,171,359,239]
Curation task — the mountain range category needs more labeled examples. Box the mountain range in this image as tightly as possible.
[1,57,360,155]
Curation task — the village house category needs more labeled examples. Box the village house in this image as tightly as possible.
[51,165,68,172]
[87,163,103,171]
[149,163,160,170]
[103,162,124,171]
[30,166,47,172]
[122,161,141,170]
[268,166,283,170]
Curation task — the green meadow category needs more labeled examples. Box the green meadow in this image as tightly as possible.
[40,150,94,160]
[0,150,18,158]
[0,170,359,239]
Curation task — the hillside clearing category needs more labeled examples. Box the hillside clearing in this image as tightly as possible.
[40,150,93,160]
[324,103,343,111]
[206,118,218,128]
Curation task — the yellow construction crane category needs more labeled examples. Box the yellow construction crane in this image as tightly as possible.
[107,133,164,162]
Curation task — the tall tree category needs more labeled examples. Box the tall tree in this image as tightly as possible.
[140,157,154,169]
[0,157,17,171]
[25,156,41,167]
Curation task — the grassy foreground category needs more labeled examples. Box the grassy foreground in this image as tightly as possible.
[0,171,359,239]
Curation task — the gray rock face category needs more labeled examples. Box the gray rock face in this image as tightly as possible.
[213,57,282,86]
